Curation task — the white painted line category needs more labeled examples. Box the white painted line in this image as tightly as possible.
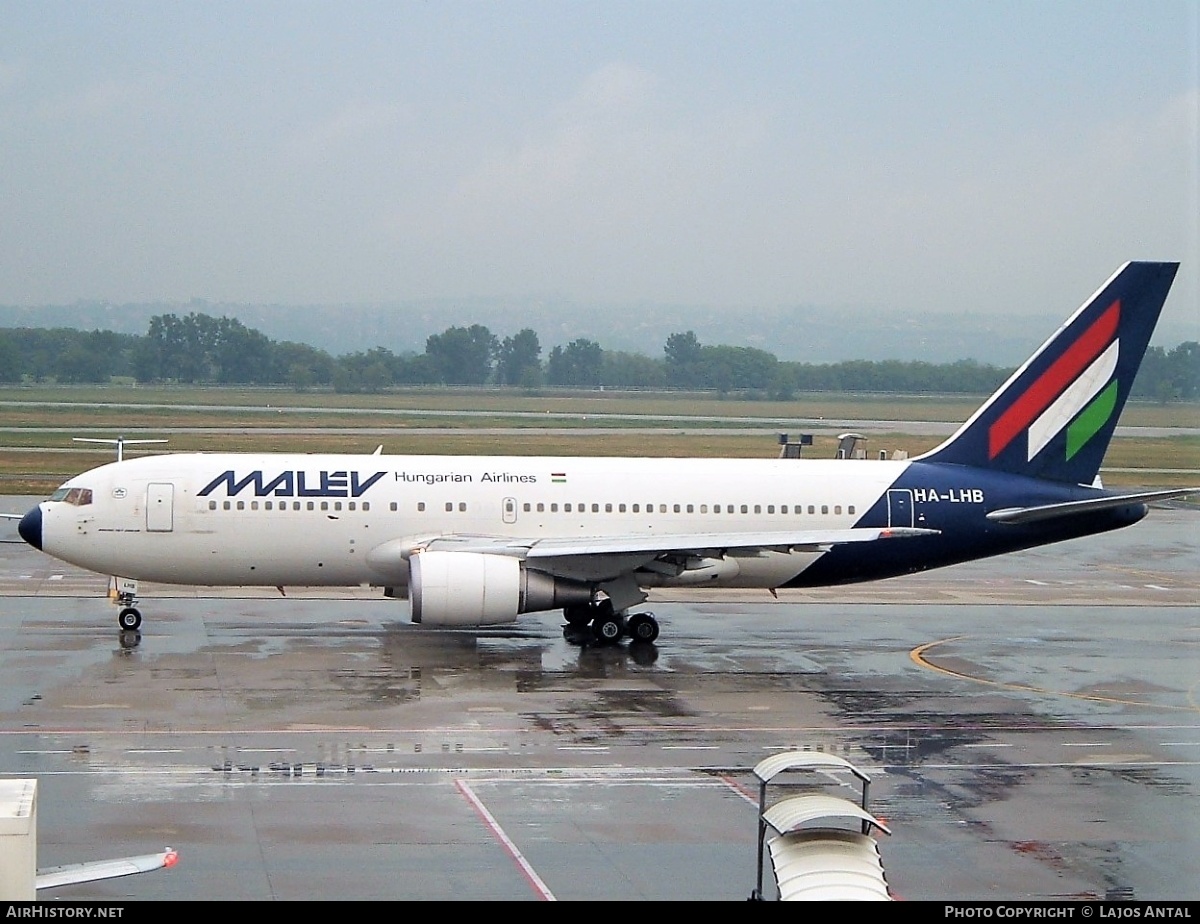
[456,780,556,902]
[1024,580,1049,586]
[1145,584,1171,591]
[557,745,609,752]
[235,739,296,748]
[126,749,183,754]
[1062,742,1111,747]
[1161,742,1200,747]
[960,743,1013,748]
[662,745,720,751]
[49,574,63,581]
[462,747,509,753]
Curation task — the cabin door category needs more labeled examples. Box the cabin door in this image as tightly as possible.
[502,497,518,524]
[146,482,175,532]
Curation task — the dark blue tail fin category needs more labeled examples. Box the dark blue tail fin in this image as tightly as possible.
[920,262,1179,485]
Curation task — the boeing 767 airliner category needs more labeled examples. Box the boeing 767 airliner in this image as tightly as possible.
[15,262,1193,643]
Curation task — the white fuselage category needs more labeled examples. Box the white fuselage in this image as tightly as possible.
[40,452,908,589]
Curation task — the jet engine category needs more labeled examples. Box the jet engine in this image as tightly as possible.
[409,551,592,627]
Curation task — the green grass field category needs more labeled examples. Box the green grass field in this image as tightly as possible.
[1,385,1196,495]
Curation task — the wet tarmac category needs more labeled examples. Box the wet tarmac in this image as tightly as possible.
[0,504,1196,901]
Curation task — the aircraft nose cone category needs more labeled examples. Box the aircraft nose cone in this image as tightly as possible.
[18,505,42,550]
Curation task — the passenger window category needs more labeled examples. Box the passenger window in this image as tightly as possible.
[619,504,626,513]
[673,504,680,513]
[445,502,453,512]
[592,504,599,513]
[390,502,398,511]
[223,501,231,510]
[251,501,259,510]
[321,501,329,511]
[834,505,842,515]
[348,502,356,511]
[209,500,217,510]
[632,504,639,513]
[767,505,775,514]
[537,503,545,513]
[821,505,829,514]
[740,505,748,514]
[307,502,315,510]
[265,501,272,510]
[551,503,558,512]
[605,503,612,513]
[417,502,426,512]
[700,504,708,513]
[565,503,572,513]
[237,501,245,510]
[849,505,856,514]
[808,505,815,514]
[686,504,694,513]
[362,502,369,511]
[458,503,466,512]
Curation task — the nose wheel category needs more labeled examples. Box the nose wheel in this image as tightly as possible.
[118,607,142,631]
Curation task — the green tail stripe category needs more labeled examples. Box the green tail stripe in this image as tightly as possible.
[1066,379,1119,460]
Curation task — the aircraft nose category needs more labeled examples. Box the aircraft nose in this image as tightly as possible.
[18,505,42,550]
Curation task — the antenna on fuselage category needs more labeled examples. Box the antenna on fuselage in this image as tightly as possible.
[73,436,169,463]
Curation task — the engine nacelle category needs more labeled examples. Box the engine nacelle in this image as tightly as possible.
[409,551,592,627]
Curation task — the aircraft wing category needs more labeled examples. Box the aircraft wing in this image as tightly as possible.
[423,526,938,560]
[36,847,178,891]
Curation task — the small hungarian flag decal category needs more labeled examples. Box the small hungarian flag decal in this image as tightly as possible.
[551,472,567,483]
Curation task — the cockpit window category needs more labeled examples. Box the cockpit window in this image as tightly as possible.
[51,487,93,506]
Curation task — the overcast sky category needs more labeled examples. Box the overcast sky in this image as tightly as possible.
[1,1,1197,329]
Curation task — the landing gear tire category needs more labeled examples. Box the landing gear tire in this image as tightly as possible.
[563,604,593,627]
[626,612,659,644]
[118,607,142,631]
[591,612,624,644]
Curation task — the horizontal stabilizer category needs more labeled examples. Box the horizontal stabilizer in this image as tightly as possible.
[986,488,1197,525]
[36,847,178,890]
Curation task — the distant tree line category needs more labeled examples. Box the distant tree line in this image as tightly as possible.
[0,312,1197,401]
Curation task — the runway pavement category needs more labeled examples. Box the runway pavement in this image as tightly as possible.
[0,504,1196,901]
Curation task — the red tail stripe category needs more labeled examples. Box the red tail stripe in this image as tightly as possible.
[988,301,1120,459]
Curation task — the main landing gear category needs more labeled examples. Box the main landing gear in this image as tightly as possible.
[562,601,659,646]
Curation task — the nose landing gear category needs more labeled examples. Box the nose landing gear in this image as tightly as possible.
[111,578,142,631]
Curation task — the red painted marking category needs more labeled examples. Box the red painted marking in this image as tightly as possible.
[456,778,556,901]
[988,301,1119,459]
